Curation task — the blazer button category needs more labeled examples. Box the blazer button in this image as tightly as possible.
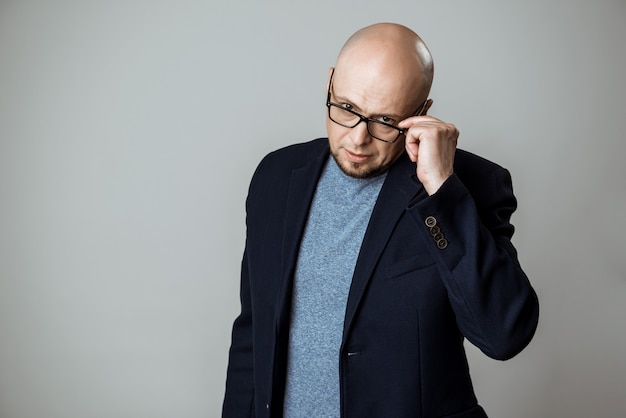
[429,225,440,236]
[425,216,437,228]
[437,238,448,249]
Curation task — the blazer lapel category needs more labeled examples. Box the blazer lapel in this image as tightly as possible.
[342,154,428,340]
[274,142,330,332]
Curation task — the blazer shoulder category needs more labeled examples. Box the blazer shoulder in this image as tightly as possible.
[452,149,516,209]
[454,148,508,177]
[252,137,329,180]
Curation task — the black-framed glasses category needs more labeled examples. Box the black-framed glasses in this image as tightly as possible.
[326,69,427,144]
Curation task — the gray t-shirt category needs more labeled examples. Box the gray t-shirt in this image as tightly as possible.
[283,157,387,417]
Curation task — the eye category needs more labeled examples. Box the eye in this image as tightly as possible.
[378,115,395,124]
[341,103,353,110]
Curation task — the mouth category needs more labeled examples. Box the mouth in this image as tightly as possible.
[345,149,371,163]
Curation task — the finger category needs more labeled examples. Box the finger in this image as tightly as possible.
[404,137,419,162]
[398,116,423,129]
[398,113,440,129]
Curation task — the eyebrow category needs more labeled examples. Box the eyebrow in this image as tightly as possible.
[332,92,404,121]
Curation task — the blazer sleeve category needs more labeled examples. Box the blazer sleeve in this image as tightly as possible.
[222,249,255,417]
[407,167,539,360]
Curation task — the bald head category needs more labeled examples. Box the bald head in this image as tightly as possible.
[325,24,435,178]
[334,23,434,104]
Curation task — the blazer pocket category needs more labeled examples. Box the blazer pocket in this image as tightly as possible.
[386,252,436,279]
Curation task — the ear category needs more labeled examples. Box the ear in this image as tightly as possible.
[421,99,434,115]
[326,67,334,92]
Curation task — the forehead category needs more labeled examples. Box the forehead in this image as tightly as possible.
[331,67,418,115]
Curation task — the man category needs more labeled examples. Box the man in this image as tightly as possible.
[223,23,539,418]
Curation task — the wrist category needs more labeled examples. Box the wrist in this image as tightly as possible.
[423,173,452,195]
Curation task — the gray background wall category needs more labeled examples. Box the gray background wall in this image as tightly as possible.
[1,1,625,417]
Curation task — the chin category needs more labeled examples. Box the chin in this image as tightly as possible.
[333,154,387,179]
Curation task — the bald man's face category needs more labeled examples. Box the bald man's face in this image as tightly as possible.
[326,67,424,178]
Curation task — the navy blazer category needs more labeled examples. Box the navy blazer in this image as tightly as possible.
[223,138,539,418]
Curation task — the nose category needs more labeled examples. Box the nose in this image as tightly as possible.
[349,120,372,147]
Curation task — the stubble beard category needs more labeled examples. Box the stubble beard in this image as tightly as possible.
[331,151,390,179]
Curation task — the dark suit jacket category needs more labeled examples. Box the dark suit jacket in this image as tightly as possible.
[223,138,539,418]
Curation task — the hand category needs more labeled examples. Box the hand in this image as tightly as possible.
[398,106,458,195]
